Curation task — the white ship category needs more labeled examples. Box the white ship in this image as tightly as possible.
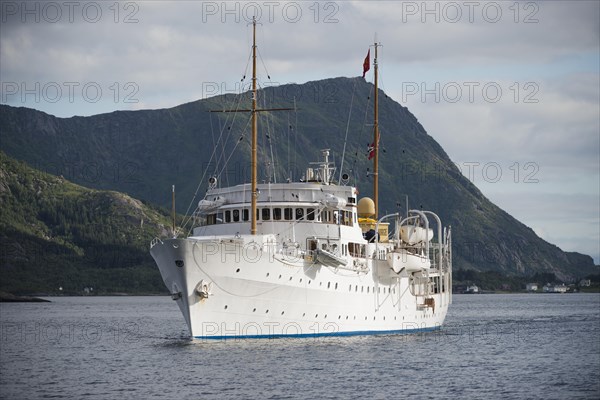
[150,20,452,339]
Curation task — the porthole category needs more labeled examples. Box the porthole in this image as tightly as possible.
[327,282,331,289]
[303,313,306,317]
[266,273,270,277]
[236,268,240,273]
[299,278,303,283]
[338,315,341,319]
[278,274,282,279]
[315,314,318,318]
[253,308,256,312]
[266,310,269,313]
[335,283,338,290]
[224,305,228,310]
[324,314,327,319]
[281,311,285,315]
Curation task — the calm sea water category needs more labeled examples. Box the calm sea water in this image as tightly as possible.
[1,294,599,399]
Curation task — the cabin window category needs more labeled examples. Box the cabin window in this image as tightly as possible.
[262,208,271,221]
[273,208,282,221]
[233,209,240,222]
[207,214,217,225]
[348,242,365,258]
[307,239,317,252]
[243,209,249,221]
[307,208,315,221]
[216,212,223,224]
[256,208,260,221]
[284,208,293,220]
[341,211,352,227]
[225,210,231,223]
[295,208,304,220]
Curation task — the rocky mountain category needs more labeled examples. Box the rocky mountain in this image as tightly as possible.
[0,77,596,280]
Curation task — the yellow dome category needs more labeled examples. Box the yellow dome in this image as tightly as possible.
[357,197,375,218]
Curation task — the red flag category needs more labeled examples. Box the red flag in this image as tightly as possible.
[362,49,370,78]
[367,142,375,160]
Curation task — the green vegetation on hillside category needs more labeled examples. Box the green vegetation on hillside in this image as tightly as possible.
[0,152,172,295]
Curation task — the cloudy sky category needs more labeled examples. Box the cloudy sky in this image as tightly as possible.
[1,0,599,264]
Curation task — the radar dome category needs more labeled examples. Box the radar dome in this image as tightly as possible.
[357,197,375,218]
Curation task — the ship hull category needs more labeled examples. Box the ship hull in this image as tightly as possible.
[151,235,450,339]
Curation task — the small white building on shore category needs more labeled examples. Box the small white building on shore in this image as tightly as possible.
[526,283,538,292]
[543,283,568,293]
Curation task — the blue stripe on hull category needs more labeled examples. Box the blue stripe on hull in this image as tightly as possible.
[193,325,441,340]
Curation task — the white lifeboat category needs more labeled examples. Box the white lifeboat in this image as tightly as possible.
[386,249,431,274]
[315,248,347,267]
[197,196,226,212]
[400,225,433,245]
[322,194,347,209]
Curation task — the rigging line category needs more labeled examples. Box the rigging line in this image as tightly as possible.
[209,111,218,175]
[262,95,278,184]
[211,84,249,182]
[256,47,272,81]
[180,48,257,233]
[215,115,252,181]
[293,97,298,181]
[210,43,255,178]
[287,112,291,181]
[180,94,246,232]
[338,78,359,184]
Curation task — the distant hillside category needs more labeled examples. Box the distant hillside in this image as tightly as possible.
[0,77,596,280]
[0,152,171,294]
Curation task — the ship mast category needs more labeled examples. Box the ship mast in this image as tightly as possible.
[251,17,258,235]
[373,40,381,219]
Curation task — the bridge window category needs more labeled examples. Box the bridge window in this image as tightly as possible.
[284,208,293,220]
[225,210,231,223]
[233,209,240,222]
[307,208,315,221]
[207,214,217,225]
[273,208,282,220]
[295,208,304,220]
[262,208,270,221]
[243,209,249,221]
